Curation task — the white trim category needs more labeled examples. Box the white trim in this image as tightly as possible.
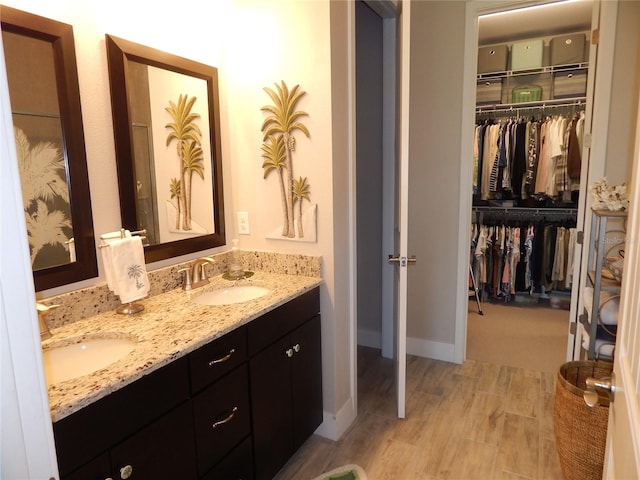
[458,0,618,366]
[346,0,359,431]
[573,0,618,359]
[0,34,59,478]
[380,13,397,361]
[314,396,357,442]
[407,337,456,363]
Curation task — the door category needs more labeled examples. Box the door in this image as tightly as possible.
[387,0,412,419]
[601,89,640,479]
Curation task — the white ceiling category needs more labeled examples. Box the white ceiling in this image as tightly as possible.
[478,0,594,45]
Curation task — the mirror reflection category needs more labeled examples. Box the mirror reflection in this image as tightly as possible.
[1,6,97,291]
[106,35,225,263]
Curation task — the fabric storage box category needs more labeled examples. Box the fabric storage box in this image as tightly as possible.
[510,39,544,71]
[550,33,586,65]
[553,69,587,98]
[512,85,542,103]
[477,44,508,74]
[476,79,502,105]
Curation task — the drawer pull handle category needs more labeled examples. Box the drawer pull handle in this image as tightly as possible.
[293,343,301,353]
[212,406,238,429]
[208,348,235,366]
[285,348,294,358]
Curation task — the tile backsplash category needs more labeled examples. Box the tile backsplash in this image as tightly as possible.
[39,251,322,330]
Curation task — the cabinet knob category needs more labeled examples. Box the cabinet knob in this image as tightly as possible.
[208,348,235,366]
[293,343,301,353]
[120,464,133,479]
[285,348,294,358]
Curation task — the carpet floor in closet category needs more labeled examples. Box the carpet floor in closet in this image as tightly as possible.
[467,299,570,374]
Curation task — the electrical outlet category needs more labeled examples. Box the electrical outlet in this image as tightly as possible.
[237,211,250,234]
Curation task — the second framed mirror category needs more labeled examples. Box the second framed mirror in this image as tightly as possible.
[105,34,225,263]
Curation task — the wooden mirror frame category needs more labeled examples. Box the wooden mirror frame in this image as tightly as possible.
[1,6,97,291]
[105,34,226,263]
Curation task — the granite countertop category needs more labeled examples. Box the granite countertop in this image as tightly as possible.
[44,271,323,423]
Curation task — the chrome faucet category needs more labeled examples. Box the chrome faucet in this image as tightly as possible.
[36,302,60,340]
[179,257,216,291]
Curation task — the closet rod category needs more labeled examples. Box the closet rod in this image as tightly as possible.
[476,98,586,116]
[472,206,578,216]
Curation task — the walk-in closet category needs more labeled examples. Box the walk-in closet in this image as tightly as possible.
[467,1,594,371]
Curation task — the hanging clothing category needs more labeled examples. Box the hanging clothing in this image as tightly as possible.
[474,111,584,203]
[471,216,577,300]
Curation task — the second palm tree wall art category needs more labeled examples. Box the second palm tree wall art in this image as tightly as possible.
[261,81,316,242]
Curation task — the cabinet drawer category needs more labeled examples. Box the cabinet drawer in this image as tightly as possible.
[248,287,320,355]
[54,357,190,477]
[110,401,197,479]
[190,326,247,393]
[201,436,254,480]
[193,365,251,475]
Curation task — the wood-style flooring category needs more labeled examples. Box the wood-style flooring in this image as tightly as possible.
[274,346,563,480]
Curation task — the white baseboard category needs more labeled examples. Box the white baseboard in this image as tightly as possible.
[407,336,456,363]
[357,327,381,349]
[358,327,456,363]
[314,396,356,441]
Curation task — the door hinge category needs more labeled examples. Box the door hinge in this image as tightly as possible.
[591,28,600,45]
[577,230,584,245]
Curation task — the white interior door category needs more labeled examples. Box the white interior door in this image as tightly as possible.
[602,88,640,479]
[388,0,412,420]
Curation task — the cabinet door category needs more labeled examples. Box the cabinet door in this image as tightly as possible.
[110,401,197,479]
[291,315,323,450]
[250,336,294,480]
[201,436,254,480]
[62,453,110,480]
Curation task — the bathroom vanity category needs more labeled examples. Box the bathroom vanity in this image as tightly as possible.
[45,273,322,480]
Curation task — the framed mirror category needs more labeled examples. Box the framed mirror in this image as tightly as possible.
[1,6,97,291]
[105,34,225,263]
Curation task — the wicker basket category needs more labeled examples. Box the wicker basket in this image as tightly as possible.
[554,361,613,480]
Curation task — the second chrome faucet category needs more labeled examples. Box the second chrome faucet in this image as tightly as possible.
[179,257,215,291]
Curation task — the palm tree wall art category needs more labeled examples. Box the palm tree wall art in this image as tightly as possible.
[165,93,204,232]
[261,81,315,240]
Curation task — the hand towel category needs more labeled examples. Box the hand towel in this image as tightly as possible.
[100,230,131,293]
[100,235,149,303]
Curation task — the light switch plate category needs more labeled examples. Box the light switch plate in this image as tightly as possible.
[237,211,250,234]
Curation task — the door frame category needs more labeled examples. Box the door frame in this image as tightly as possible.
[457,0,616,364]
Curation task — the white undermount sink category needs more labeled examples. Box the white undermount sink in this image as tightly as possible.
[42,336,136,385]
[193,285,271,306]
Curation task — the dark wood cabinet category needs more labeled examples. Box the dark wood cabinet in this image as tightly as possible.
[54,288,321,480]
[291,315,323,450]
[54,357,191,479]
[249,289,322,480]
